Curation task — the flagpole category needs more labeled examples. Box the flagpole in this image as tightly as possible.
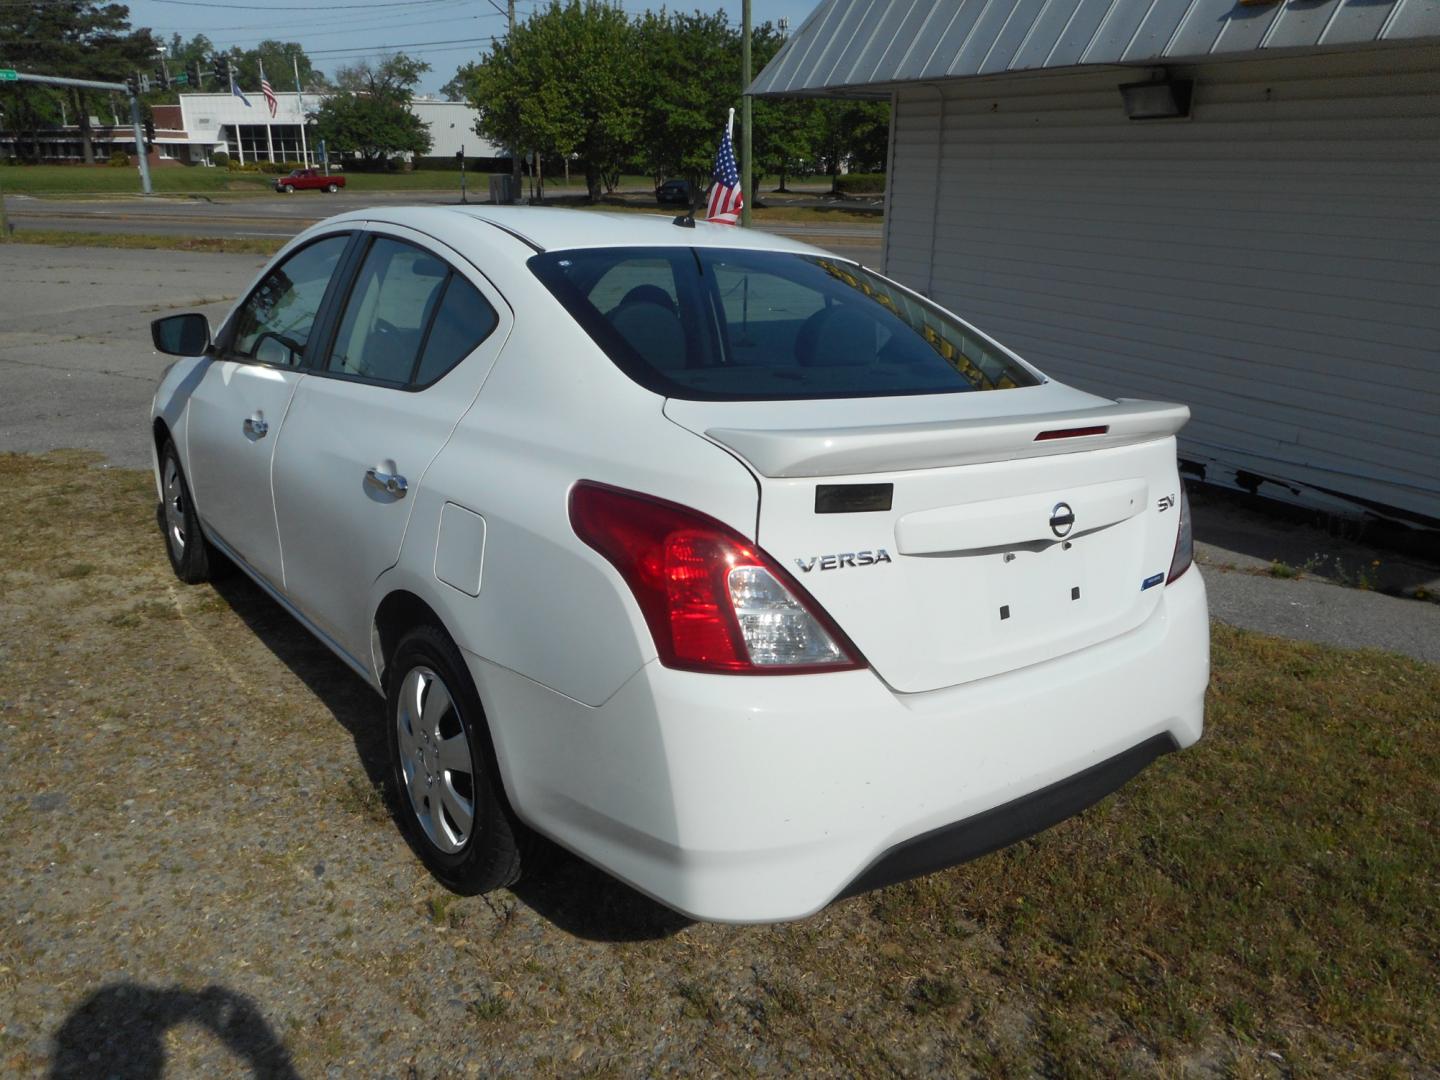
[741,0,752,227]
[293,53,309,168]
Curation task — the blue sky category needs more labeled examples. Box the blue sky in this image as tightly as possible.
[125,0,820,95]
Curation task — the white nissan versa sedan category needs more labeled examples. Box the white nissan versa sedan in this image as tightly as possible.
[148,207,1208,923]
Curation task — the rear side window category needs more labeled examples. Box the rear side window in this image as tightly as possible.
[529,248,1038,400]
[325,236,499,389]
[414,277,499,386]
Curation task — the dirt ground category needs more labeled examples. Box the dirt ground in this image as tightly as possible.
[2,452,1437,1079]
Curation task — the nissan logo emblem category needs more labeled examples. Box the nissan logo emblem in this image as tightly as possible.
[1049,501,1075,538]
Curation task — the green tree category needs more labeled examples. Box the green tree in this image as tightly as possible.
[224,40,325,97]
[748,25,823,192]
[312,54,431,165]
[633,10,738,190]
[458,1,639,201]
[0,0,158,163]
[813,99,890,191]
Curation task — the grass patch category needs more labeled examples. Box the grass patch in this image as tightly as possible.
[3,229,283,255]
[466,993,509,1021]
[0,449,1436,1076]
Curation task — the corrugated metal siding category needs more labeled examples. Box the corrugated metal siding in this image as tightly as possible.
[881,47,1440,520]
[750,0,1440,95]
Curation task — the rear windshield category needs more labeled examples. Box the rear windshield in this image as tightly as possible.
[528,247,1038,400]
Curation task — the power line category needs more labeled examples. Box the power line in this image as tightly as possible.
[154,0,473,34]
[69,0,471,9]
[303,34,494,56]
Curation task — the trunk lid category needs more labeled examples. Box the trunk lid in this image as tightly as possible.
[664,385,1190,693]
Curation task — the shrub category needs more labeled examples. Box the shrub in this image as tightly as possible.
[211,151,230,168]
[107,150,130,168]
[835,171,886,195]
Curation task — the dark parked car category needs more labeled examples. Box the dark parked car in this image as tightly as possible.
[655,178,693,206]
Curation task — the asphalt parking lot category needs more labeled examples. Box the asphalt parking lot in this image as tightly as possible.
[2,240,1438,1076]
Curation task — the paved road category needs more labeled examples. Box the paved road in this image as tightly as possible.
[2,243,1435,664]
[2,190,885,249]
[0,245,261,468]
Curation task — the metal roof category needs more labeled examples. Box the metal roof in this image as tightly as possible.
[750,0,1440,95]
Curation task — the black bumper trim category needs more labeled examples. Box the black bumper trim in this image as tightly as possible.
[840,733,1179,899]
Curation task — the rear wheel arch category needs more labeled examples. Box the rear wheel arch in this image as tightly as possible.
[372,589,450,692]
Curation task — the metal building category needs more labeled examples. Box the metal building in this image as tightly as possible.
[753,0,1440,526]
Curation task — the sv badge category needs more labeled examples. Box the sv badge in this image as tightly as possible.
[795,549,893,573]
[1157,493,1176,512]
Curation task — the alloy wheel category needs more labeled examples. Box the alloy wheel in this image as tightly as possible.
[395,666,476,854]
[162,456,187,558]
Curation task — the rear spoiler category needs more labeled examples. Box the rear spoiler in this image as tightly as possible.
[705,399,1190,478]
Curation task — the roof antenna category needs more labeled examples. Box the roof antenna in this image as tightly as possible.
[673,187,697,228]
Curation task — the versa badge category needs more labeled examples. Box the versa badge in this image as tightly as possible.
[795,549,893,573]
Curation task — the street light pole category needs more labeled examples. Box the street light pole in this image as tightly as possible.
[741,0,752,227]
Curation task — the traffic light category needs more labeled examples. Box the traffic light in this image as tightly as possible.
[152,65,169,91]
[187,61,202,89]
[211,55,229,85]
[125,72,140,97]
[144,115,156,148]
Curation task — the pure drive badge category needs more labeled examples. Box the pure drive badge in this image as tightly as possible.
[795,549,893,573]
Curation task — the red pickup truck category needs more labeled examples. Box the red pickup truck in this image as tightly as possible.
[273,168,344,194]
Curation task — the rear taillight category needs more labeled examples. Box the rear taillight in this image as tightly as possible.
[569,481,866,675]
[1166,483,1193,584]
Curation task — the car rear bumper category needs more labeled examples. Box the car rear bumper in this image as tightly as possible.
[468,567,1208,923]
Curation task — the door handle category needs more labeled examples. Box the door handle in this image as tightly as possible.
[243,415,269,438]
[366,467,408,497]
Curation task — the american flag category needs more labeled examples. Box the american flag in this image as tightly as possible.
[705,108,744,225]
[259,62,278,118]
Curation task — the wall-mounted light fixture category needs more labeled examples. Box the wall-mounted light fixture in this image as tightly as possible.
[1119,74,1193,120]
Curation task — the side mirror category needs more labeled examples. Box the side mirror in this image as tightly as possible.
[151,313,212,357]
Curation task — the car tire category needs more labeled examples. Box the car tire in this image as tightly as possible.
[386,623,526,894]
[281,184,294,193]
[157,439,216,584]
[325,183,338,193]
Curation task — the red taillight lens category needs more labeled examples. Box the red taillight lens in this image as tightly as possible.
[568,481,865,675]
[1166,483,1194,584]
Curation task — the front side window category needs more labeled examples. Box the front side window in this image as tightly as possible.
[229,234,349,367]
[529,247,1038,400]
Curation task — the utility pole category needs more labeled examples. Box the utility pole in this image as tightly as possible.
[0,103,7,240]
[508,0,521,203]
[11,71,151,194]
[741,0,752,227]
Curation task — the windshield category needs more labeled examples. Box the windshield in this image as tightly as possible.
[528,247,1039,401]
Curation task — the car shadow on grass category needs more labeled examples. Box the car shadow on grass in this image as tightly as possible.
[206,571,692,943]
[50,982,298,1079]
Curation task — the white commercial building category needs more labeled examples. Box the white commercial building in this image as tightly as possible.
[3,92,498,166]
[152,94,499,166]
[410,98,500,159]
[754,0,1440,526]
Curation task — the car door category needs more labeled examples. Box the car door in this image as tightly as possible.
[271,225,511,662]
[184,232,354,586]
